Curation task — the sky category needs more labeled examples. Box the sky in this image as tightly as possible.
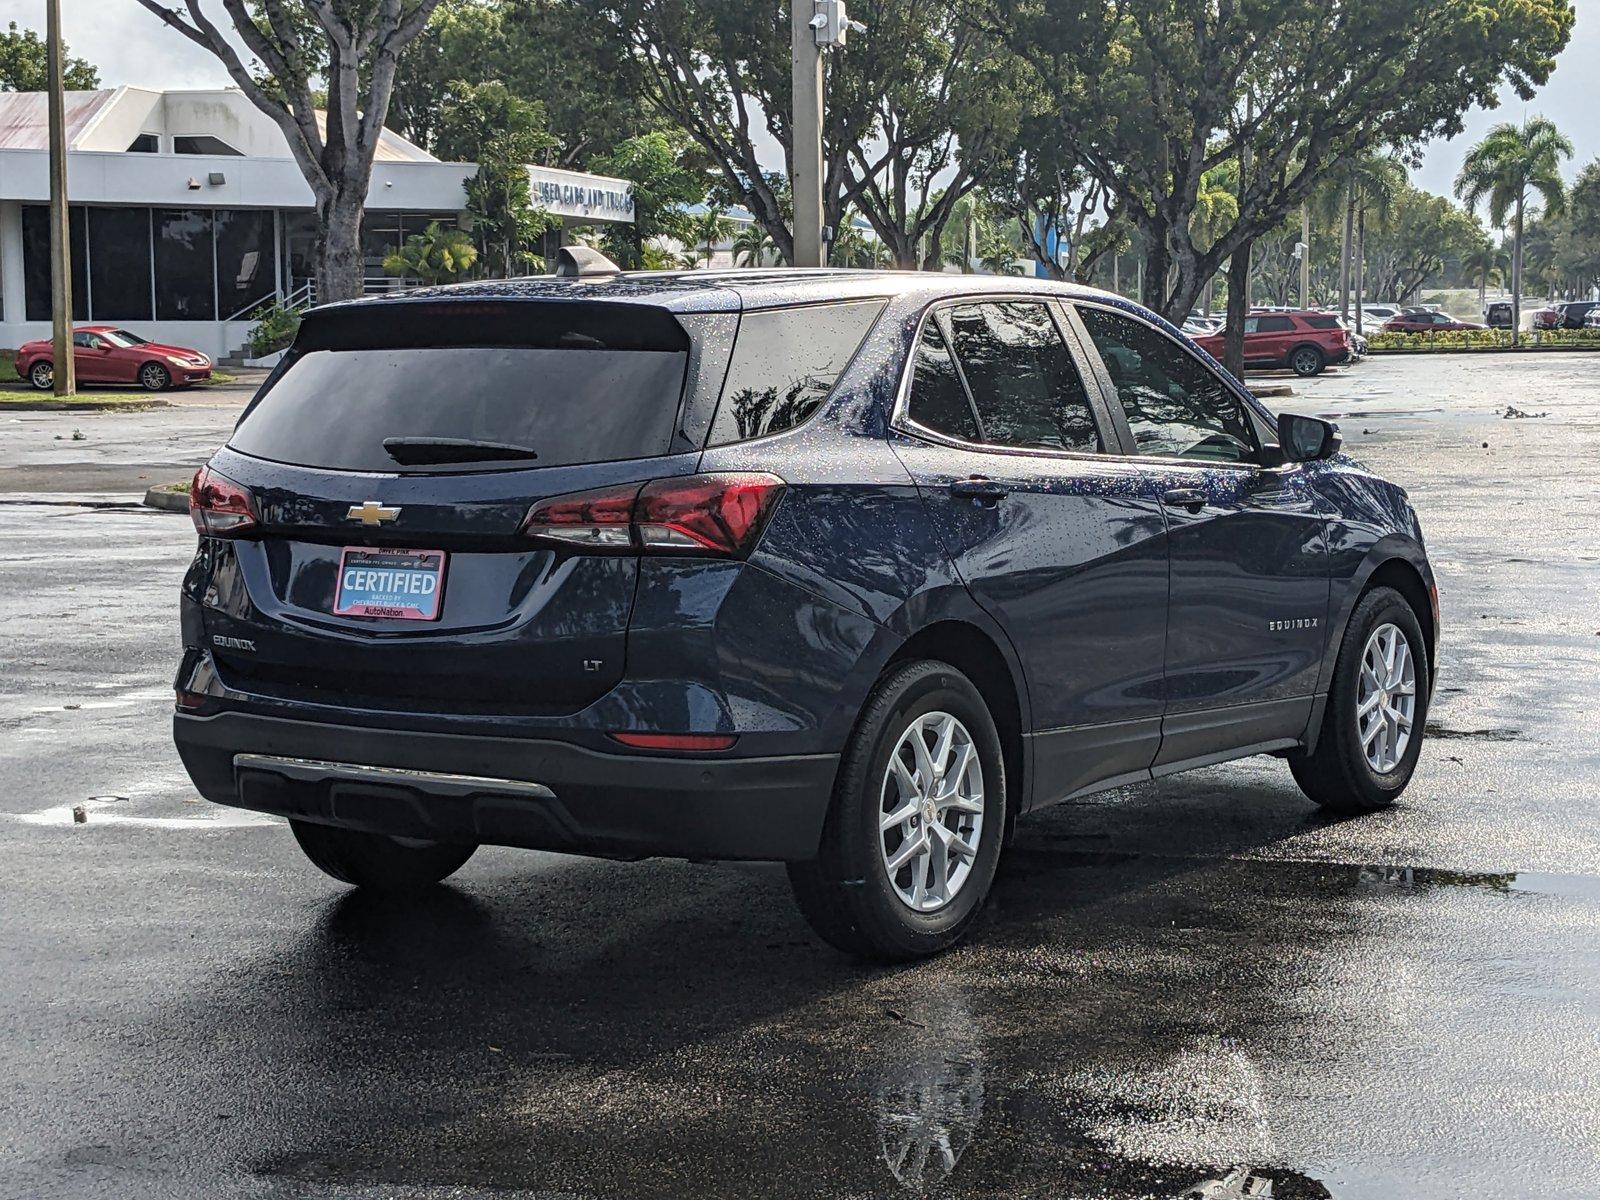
[10,0,1594,202]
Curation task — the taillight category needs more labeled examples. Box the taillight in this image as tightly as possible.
[521,473,784,558]
[189,465,257,536]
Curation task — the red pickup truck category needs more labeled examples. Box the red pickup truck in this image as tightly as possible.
[1191,311,1351,377]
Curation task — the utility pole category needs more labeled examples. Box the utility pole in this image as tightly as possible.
[791,0,862,268]
[791,0,825,267]
[46,0,75,396]
[1300,203,1310,309]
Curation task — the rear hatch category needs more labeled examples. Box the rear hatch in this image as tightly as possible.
[199,298,703,716]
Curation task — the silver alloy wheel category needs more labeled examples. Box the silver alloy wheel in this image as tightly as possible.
[29,361,52,389]
[1292,347,1321,375]
[140,363,169,390]
[1357,622,1416,773]
[879,711,985,913]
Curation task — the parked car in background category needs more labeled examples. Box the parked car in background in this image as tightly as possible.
[1191,310,1352,376]
[1583,307,1600,329]
[1380,309,1486,334]
[171,265,1437,960]
[1359,304,1399,326]
[1553,300,1600,328]
[1484,301,1514,328]
[1530,304,1563,330]
[13,326,212,391]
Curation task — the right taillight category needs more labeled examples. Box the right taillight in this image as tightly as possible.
[521,473,785,558]
[189,465,257,537]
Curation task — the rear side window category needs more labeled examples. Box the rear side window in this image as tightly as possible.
[943,302,1102,453]
[707,300,885,445]
[230,345,688,472]
[1076,305,1258,464]
[906,322,979,441]
[1304,315,1342,329]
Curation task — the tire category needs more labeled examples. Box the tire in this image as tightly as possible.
[289,819,477,891]
[1290,345,1325,377]
[788,659,1007,961]
[1289,586,1430,814]
[28,360,52,390]
[139,361,172,391]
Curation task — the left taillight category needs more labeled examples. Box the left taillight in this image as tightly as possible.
[521,473,785,559]
[189,465,257,537]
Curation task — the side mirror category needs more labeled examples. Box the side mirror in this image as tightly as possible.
[1277,412,1342,462]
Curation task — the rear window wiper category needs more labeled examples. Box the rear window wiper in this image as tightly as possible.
[381,437,539,465]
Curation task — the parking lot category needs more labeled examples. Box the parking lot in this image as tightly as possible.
[2,352,1598,1198]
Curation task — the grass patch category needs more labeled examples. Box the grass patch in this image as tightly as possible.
[0,388,170,410]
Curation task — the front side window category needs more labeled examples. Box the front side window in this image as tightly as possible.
[1076,305,1258,464]
[1256,315,1294,333]
[942,302,1102,453]
[707,300,886,445]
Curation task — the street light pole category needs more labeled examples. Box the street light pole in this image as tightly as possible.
[46,0,75,396]
[1300,203,1310,309]
[791,0,825,268]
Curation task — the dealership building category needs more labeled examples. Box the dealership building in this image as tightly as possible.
[0,87,636,360]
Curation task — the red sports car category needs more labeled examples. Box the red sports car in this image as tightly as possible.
[13,326,213,391]
[1379,309,1486,334]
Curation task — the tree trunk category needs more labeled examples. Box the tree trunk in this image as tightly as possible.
[1223,242,1252,378]
[1512,198,1524,348]
[1338,186,1354,322]
[1140,220,1170,312]
[1354,206,1366,336]
[316,191,365,302]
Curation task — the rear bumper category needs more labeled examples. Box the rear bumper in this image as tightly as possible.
[174,710,838,862]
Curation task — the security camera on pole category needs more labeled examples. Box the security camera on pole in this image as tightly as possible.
[791,0,864,268]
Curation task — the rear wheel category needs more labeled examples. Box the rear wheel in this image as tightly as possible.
[1290,345,1325,376]
[788,660,1006,960]
[289,819,477,891]
[1289,586,1429,813]
[139,361,172,391]
[28,360,52,390]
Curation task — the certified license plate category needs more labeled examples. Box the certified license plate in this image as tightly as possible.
[333,547,446,621]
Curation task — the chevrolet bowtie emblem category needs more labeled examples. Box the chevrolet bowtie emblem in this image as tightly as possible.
[346,500,401,525]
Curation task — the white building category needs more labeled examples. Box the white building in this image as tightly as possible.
[0,87,635,359]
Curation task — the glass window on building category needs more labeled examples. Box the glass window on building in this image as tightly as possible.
[214,210,275,318]
[22,205,87,322]
[88,208,154,321]
[154,209,216,320]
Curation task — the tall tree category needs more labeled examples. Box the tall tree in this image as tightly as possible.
[0,20,99,91]
[1455,116,1573,344]
[984,0,1574,321]
[588,128,711,267]
[134,0,444,301]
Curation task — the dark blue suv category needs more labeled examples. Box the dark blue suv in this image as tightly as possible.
[173,264,1438,959]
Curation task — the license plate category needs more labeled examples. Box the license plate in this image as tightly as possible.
[333,547,446,621]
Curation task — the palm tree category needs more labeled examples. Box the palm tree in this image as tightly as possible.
[1462,244,1508,310]
[382,222,479,285]
[1189,168,1240,316]
[1455,117,1573,344]
[1349,155,1406,333]
[688,208,735,268]
[732,222,774,267]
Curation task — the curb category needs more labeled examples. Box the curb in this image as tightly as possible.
[1367,344,1600,356]
[1,398,172,412]
[142,485,190,513]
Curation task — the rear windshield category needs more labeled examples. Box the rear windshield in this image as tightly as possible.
[230,345,688,472]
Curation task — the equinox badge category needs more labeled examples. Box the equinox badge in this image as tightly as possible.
[347,500,401,525]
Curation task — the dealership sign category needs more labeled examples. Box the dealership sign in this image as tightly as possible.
[529,165,635,223]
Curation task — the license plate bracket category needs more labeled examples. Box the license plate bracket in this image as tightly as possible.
[333,547,446,621]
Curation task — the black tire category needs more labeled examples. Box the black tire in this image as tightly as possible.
[139,361,172,391]
[1290,345,1325,377]
[28,360,52,390]
[289,819,477,891]
[788,659,1008,961]
[1288,586,1430,814]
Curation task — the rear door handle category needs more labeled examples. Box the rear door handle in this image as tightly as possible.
[950,476,1008,503]
[1162,487,1206,510]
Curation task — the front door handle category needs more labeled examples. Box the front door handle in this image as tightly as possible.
[950,476,1009,503]
[1162,487,1206,510]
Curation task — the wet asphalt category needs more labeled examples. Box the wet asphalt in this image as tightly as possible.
[1,354,1598,1199]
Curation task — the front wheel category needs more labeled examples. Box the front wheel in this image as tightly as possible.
[1290,345,1325,377]
[1289,586,1430,814]
[289,820,477,891]
[139,361,172,391]
[28,360,53,390]
[788,660,1007,960]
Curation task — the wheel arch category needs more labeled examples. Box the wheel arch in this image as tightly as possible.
[1288,341,1326,368]
[139,359,172,387]
[884,619,1028,837]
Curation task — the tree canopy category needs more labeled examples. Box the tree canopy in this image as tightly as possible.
[0,21,99,92]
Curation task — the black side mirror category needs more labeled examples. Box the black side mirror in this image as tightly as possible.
[1277,412,1342,462]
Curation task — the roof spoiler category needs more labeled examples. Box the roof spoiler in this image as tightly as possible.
[554,245,622,279]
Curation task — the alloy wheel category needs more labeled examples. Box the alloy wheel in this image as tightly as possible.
[141,363,169,390]
[30,362,52,389]
[1356,622,1416,773]
[879,711,985,913]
